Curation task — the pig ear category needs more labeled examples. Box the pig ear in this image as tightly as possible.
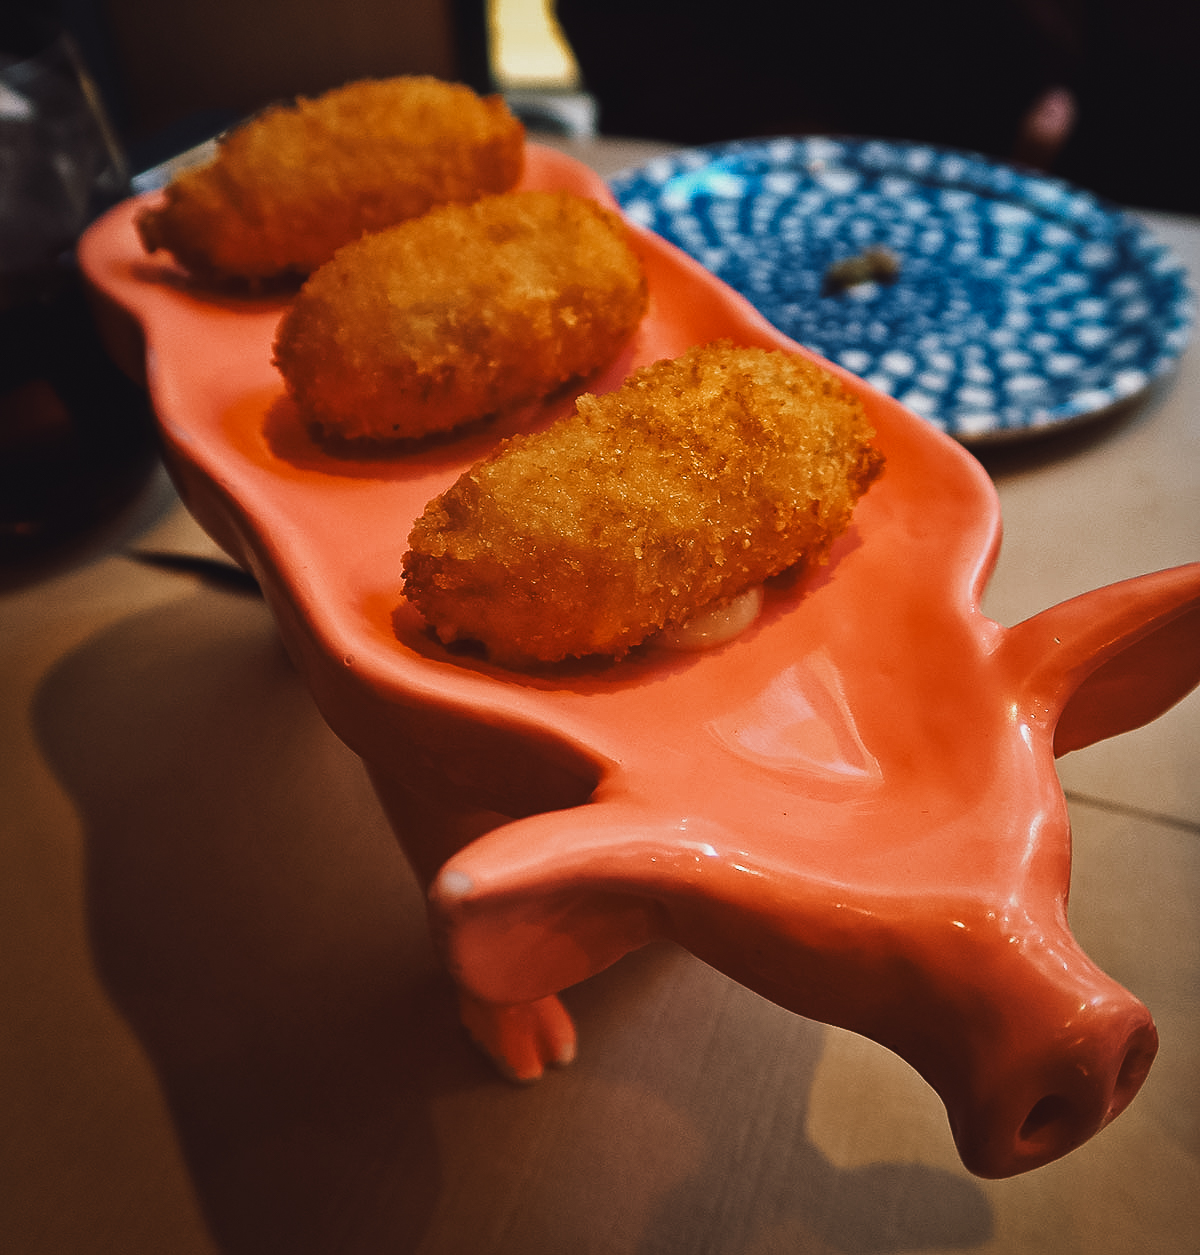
[427,801,682,1006]
[1002,563,1200,756]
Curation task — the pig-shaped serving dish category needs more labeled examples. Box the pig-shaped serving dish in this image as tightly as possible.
[80,144,1200,1180]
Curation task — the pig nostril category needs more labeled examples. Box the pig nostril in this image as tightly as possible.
[1110,1033,1156,1118]
[1018,1028,1157,1154]
[1018,1093,1075,1145]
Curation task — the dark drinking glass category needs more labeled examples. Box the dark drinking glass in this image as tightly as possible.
[0,14,157,574]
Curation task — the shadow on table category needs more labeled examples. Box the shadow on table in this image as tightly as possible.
[968,384,1163,483]
[33,583,993,1255]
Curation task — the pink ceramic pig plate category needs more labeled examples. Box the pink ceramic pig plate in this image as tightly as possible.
[79,144,1200,1179]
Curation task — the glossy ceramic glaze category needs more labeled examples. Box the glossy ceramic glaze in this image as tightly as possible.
[79,144,1200,1179]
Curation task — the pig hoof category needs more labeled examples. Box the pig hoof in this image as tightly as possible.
[458,991,578,1083]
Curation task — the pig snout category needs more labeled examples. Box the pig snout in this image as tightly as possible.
[926,939,1158,1178]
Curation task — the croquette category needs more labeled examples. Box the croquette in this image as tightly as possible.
[402,341,884,666]
[273,190,649,441]
[136,76,524,282]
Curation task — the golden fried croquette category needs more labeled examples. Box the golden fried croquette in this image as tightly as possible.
[402,341,884,666]
[136,76,523,282]
[273,190,648,441]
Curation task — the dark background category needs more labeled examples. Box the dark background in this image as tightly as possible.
[10,1,1199,212]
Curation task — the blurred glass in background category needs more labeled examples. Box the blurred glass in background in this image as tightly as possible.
[0,11,156,575]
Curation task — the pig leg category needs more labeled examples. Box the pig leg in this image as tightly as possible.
[365,762,581,1082]
[457,989,577,1082]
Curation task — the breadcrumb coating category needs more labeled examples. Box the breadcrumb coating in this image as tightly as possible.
[273,190,648,441]
[136,76,524,282]
[403,341,884,666]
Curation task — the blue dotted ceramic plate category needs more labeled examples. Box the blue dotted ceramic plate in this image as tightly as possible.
[611,137,1194,444]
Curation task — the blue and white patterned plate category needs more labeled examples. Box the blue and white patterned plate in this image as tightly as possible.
[611,137,1194,444]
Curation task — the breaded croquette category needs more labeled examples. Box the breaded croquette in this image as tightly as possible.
[402,341,884,666]
[136,76,524,282]
[273,190,648,442]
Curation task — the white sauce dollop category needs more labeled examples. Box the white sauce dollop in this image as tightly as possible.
[655,585,765,652]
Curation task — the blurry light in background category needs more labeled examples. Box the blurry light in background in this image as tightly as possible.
[487,0,579,90]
